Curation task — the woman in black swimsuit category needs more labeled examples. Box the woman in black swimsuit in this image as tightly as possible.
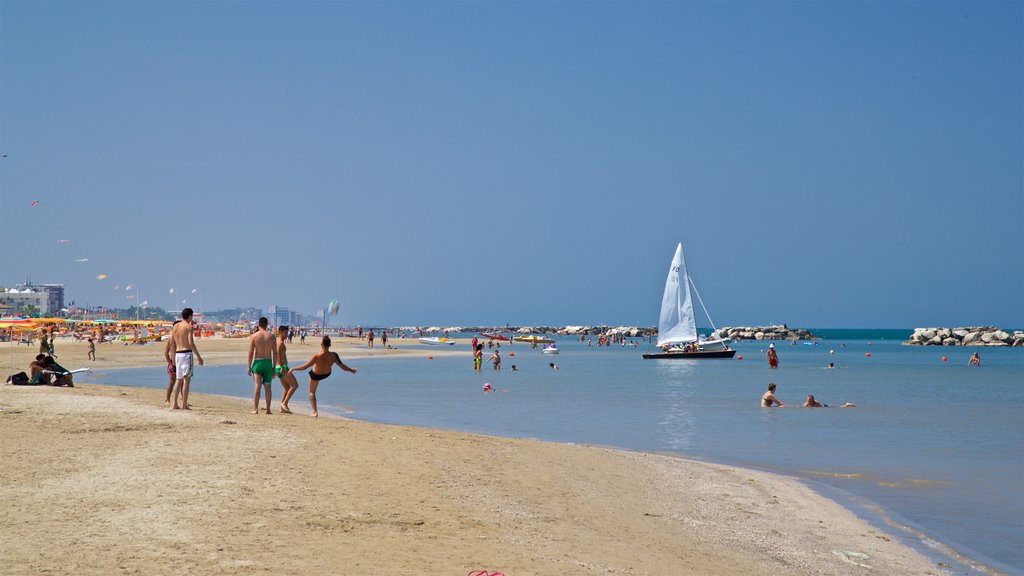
[288,336,357,417]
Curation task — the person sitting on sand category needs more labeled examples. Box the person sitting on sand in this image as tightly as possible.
[29,354,50,385]
[288,336,357,417]
[761,383,784,407]
[43,356,73,387]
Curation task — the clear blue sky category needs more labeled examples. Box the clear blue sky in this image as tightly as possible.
[2,1,1021,328]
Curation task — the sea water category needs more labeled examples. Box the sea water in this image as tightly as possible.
[81,334,1024,574]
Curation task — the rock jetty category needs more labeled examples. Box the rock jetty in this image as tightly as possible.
[904,327,1023,347]
[716,326,817,341]
[398,326,658,338]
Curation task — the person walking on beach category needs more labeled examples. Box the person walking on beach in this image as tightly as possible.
[969,352,981,366]
[87,338,95,361]
[288,335,357,417]
[275,325,300,413]
[367,329,374,349]
[248,317,276,415]
[381,330,388,348]
[169,308,203,410]
[39,332,49,356]
[766,343,779,369]
[761,383,784,407]
[163,327,179,406]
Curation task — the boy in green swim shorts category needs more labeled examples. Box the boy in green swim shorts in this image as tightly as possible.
[247,317,277,414]
[275,325,299,413]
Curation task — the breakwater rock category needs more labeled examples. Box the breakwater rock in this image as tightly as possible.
[905,327,1023,347]
[402,326,658,338]
[717,326,818,341]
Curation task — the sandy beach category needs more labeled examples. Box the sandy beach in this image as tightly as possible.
[0,337,942,576]
[0,333,465,375]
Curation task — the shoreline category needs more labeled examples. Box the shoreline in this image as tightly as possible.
[0,334,468,374]
[0,379,944,575]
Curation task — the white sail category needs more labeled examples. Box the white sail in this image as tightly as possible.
[657,243,698,347]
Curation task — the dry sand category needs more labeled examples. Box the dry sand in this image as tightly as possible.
[0,333,464,374]
[0,336,943,575]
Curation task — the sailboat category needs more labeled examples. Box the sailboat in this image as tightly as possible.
[642,243,736,360]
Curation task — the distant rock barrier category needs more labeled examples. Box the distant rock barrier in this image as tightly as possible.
[404,326,658,338]
[905,327,1023,347]
[717,326,818,341]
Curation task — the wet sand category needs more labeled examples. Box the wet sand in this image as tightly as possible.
[0,376,941,575]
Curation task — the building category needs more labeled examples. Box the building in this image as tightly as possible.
[267,305,292,327]
[0,288,50,316]
[14,282,65,314]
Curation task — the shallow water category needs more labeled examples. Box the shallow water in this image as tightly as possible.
[81,336,1024,574]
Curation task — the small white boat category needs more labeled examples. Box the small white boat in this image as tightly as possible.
[541,344,559,355]
[419,337,456,346]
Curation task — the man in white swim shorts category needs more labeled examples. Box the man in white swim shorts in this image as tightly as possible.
[169,308,204,410]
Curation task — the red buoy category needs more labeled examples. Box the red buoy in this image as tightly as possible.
[865,352,871,358]
[737,355,743,360]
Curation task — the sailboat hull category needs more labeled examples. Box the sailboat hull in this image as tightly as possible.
[642,349,737,360]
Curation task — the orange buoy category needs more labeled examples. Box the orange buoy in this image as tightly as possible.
[509,352,515,357]
[427,355,433,360]
[865,352,871,358]
[736,355,743,360]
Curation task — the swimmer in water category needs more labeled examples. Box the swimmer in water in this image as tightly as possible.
[761,383,784,407]
[802,394,856,408]
[288,335,357,417]
[802,394,825,407]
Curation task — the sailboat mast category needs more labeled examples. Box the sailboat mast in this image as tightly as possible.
[688,277,719,334]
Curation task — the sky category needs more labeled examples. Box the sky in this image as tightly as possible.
[1,1,1021,328]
